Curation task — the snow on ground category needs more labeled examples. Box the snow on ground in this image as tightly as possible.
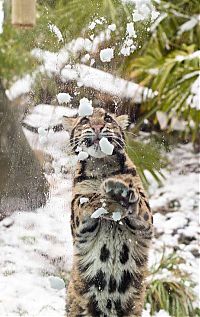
[0,127,199,316]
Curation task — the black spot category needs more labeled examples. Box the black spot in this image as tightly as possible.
[119,243,129,264]
[78,239,87,244]
[108,275,117,293]
[116,152,126,172]
[114,298,134,317]
[143,212,149,221]
[76,216,80,227]
[78,261,93,275]
[91,269,107,291]
[100,244,110,262]
[106,299,112,310]
[114,299,124,317]
[132,272,143,290]
[145,200,151,211]
[124,217,137,230]
[88,295,102,317]
[118,270,133,293]
[139,191,146,198]
[80,221,98,234]
[151,215,153,224]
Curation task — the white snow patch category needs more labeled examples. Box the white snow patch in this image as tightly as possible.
[112,211,122,222]
[77,151,89,161]
[126,22,137,38]
[48,23,63,42]
[178,16,199,35]
[49,276,65,290]
[78,97,93,116]
[108,23,116,31]
[91,207,108,218]
[80,197,89,205]
[6,74,34,100]
[100,48,114,62]
[99,137,114,155]
[57,93,72,104]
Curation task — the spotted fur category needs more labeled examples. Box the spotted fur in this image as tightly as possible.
[64,108,153,317]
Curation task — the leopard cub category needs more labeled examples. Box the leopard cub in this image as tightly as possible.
[63,108,153,317]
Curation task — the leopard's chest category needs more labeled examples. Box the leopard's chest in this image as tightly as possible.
[78,221,140,316]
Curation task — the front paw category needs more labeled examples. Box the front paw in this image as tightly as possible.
[102,178,139,206]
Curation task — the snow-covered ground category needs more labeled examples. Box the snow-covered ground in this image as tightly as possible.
[0,130,199,316]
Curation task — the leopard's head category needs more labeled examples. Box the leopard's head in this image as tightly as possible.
[63,107,129,158]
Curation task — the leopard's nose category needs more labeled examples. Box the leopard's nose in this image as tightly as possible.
[92,125,104,134]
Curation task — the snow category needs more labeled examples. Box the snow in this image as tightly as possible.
[80,197,89,205]
[156,111,168,130]
[49,276,65,290]
[78,97,93,116]
[108,23,116,31]
[61,64,154,103]
[6,74,34,100]
[99,137,114,155]
[77,151,89,161]
[0,0,4,34]
[57,93,72,104]
[100,48,114,62]
[175,50,200,62]
[91,207,108,218]
[48,23,64,42]
[178,16,199,35]
[89,21,96,30]
[112,211,122,221]
[189,75,200,110]
[126,22,137,38]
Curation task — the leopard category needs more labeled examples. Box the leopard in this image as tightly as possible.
[63,107,153,317]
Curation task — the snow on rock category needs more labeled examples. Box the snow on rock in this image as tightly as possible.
[80,197,89,205]
[99,137,114,155]
[78,97,93,116]
[61,64,154,103]
[100,48,114,62]
[57,93,72,104]
[49,276,65,290]
[91,207,108,218]
[77,151,89,161]
[112,211,122,222]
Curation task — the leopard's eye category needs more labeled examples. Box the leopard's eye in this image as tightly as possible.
[80,117,89,125]
[104,115,112,123]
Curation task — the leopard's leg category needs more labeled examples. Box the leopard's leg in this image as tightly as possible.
[102,177,153,317]
[67,193,102,317]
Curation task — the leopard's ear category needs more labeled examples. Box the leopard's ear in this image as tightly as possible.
[62,116,77,132]
[115,115,129,130]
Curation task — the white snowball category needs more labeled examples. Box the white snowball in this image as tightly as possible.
[91,207,108,219]
[126,22,137,38]
[57,93,72,104]
[99,137,114,155]
[112,211,121,222]
[120,47,131,56]
[80,197,89,205]
[77,151,89,161]
[108,24,116,31]
[100,48,114,62]
[78,97,93,116]
[49,276,65,290]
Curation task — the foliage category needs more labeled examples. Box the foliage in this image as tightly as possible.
[125,134,166,188]
[126,0,200,141]
[146,251,197,316]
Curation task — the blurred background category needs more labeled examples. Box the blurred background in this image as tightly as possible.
[0,1,199,316]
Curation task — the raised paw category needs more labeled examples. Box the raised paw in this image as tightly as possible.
[102,178,139,206]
